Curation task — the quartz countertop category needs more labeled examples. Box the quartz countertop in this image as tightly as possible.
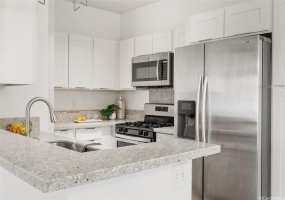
[54,119,131,130]
[153,127,174,135]
[0,129,220,193]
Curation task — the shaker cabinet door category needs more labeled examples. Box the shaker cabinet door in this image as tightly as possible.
[69,34,93,89]
[173,27,187,50]
[119,38,135,90]
[225,0,271,37]
[54,33,69,88]
[273,0,285,86]
[0,0,36,84]
[153,31,172,54]
[188,8,224,43]
[135,34,153,56]
[93,38,117,90]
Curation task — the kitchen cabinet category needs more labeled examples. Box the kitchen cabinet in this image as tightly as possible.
[54,129,75,139]
[135,34,153,56]
[273,0,285,86]
[93,38,117,90]
[0,0,36,85]
[54,33,69,88]
[153,31,172,54]
[69,34,93,89]
[76,128,102,141]
[119,38,135,90]
[225,0,271,37]
[188,8,224,43]
[156,133,174,142]
[271,87,285,197]
[173,27,187,50]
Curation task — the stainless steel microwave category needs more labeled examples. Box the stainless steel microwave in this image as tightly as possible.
[132,52,174,88]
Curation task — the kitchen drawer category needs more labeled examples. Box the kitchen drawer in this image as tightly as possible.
[76,128,102,141]
[54,129,75,139]
[156,133,174,142]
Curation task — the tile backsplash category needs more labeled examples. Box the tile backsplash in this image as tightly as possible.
[149,88,174,104]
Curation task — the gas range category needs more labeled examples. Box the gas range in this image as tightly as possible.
[115,103,174,147]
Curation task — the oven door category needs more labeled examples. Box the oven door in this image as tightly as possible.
[116,134,152,147]
[132,55,163,87]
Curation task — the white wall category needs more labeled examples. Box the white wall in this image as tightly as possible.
[54,90,118,111]
[0,0,55,132]
[55,0,120,40]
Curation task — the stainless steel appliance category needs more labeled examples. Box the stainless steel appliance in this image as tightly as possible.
[115,103,174,147]
[174,35,271,200]
[132,52,174,88]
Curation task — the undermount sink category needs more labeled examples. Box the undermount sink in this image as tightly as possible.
[47,140,100,153]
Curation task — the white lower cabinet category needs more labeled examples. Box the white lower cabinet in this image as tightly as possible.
[225,0,271,37]
[75,128,102,141]
[54,129,75,139]
[156,133,174,142]
[271,87,285,197]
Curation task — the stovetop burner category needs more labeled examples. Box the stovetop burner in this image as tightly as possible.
[123,121,174,129]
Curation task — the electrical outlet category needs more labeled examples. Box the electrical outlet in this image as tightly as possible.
[172,162,189,189]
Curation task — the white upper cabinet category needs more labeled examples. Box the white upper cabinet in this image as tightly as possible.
[135,34,153,56]
[0,0,36,85]
[173,27,187,50]
[93,38,117,90]
[225,0,271,37]
[54,33,69,88]
[273,0,285,86]
[153,31,173,53]
[188,8,224,43]
[69,34,93,89]
[119,38,135,90]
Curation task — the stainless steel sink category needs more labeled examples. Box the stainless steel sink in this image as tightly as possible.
[47,140,100,152]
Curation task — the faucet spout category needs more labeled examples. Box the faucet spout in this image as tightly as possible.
[25,97,58,137]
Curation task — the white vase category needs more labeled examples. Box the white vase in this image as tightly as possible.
[109,112,116,120]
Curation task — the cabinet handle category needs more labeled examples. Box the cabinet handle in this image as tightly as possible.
[38,0,45,5]
[75,87,86,89]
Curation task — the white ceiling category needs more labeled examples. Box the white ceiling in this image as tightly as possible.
[66,0,162,14]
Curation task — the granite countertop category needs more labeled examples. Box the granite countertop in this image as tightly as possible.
[54,119,131,130]
[0,129,220,193]
[153,127,174,135]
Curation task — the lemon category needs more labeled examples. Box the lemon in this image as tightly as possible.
[77,116,83,121]
[19,127,26,135]
[81,116,87,121]
[12,124,21,133]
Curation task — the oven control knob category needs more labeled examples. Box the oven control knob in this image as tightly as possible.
[118,128,123,132]
[139,130,143,135]
[123,128,128,133]
[143,131,148,136]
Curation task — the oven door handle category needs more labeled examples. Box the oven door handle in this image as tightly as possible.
[116,134,152,143]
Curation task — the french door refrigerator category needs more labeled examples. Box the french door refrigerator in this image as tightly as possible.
[174,35,271,200]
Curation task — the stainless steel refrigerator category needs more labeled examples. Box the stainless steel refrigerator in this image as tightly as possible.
[174,35,271,200]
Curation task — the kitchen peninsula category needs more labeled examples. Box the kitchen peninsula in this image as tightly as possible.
[0,129,220,200]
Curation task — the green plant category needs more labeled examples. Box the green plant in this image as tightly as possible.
[100,104,120,118]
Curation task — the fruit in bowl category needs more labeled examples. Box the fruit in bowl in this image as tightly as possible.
[77,116,87,122]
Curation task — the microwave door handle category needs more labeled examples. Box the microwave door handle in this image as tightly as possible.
[156,61,161,81]
[201,76,208,143]
[195,77,203,142]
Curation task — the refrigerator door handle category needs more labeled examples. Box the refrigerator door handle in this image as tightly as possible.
[195,76,203,142]
[201,76,208,143]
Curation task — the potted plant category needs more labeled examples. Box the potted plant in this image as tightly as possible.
[100,104,120,120]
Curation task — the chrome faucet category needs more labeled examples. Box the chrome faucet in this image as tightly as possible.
[25,97,58,137]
